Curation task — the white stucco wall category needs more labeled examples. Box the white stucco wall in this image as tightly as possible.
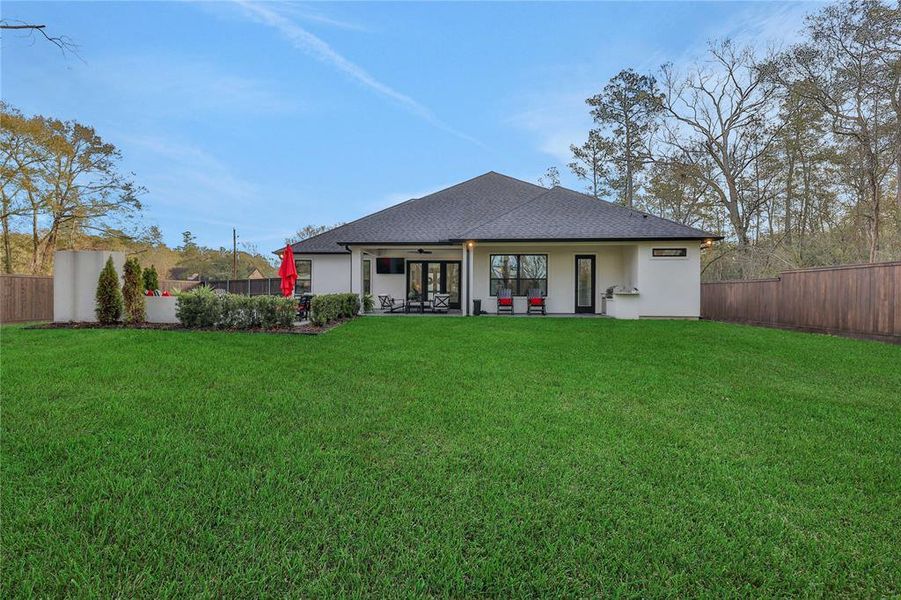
[298,242,701,318]
[294,254,352,294]
[471,244,627,314]
[470,242,700,317]
[53,250,126,322]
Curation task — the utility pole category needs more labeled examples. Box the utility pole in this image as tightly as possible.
[232,228,237,279]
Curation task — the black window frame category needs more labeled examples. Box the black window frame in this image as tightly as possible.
[652,248,687,257]
[489,254,548,297]
[294,259,312,295]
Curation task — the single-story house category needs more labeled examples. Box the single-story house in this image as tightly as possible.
[279,172,720,318]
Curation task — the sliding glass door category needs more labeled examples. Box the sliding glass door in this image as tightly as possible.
[406,261,461,308]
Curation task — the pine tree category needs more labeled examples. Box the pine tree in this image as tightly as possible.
[143,264,159,291]
[95,256,123,324]
[122,257,145,323]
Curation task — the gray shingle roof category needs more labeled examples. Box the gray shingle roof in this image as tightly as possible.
[284,172,717,254]
[456,185,714,241]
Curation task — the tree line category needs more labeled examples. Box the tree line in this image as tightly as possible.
[557,0,899,279]
[0,104,276,279]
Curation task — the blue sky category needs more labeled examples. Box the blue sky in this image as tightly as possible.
[2,1,821,250]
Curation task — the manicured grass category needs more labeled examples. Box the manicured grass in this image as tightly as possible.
[2,318,899,597]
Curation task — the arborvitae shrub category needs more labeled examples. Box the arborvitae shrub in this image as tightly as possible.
[122,257,145,323]
[142,265,159,291]
[95,257,123,324]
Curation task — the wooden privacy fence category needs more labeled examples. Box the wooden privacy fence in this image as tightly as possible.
[0,275,54,323]
[701,261,901,342]
[0,276,200,323]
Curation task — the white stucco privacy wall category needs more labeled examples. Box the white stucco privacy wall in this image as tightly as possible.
[53,250,125,322]
[632,242,701,318]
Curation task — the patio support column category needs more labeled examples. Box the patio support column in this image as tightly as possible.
[466,241,475,316]
[461,242,469,316]
[350,246,364,314]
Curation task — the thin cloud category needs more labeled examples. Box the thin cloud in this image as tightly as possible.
[509,2,820,164]
[232,0,484,147]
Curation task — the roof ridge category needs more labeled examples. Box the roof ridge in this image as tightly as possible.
[485,170,547,191]
[282,171,548,253]
[455,186,557,240]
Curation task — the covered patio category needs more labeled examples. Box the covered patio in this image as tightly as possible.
[349,240,698,319]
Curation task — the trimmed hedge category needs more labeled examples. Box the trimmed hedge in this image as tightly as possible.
[310,293,360,326]
[176,286,295,329]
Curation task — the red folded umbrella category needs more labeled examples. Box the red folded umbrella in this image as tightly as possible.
[278,244,298,297]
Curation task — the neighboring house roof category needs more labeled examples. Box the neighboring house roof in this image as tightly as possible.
[282,172,718,255]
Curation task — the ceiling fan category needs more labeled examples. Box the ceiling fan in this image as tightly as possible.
[408,248,433,254]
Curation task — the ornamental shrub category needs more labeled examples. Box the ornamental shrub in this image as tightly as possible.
[142,265,159,291]
[95,256,123,324]
[310,293,360,326]
[122,257,145,323]
[218,294,256,329]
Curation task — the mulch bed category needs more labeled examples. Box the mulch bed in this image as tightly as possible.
[28,318,351,336]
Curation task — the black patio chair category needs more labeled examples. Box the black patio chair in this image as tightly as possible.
[527,288,546,315]
[295,293,314,319]
[378,294,405,313]
[496,289,514,315]
[431,293,450,313]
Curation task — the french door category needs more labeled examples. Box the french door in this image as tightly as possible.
[574,255,596,313]
[407,261,461,308]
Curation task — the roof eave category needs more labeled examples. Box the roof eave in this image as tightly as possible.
[447,235,723,243]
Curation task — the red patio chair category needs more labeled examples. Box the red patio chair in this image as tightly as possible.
[496,288,514,315]
[527,288,546,315]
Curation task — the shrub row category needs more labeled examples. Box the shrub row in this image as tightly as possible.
[176,286,296,329]
[309,293,360,326]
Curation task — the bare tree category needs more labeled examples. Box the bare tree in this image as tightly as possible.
[777,0,898,261]
[657,40,782,246]
[0,20,80,57]
[538,166,560,188]
[286,223,343,245]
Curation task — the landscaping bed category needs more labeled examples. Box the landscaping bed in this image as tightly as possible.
[29,318,350,335]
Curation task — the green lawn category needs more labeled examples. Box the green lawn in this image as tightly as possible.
[2,318,899,597]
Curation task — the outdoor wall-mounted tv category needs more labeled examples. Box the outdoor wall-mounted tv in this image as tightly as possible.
[376,258,405,274]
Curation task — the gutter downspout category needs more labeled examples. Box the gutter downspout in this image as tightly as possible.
[344,245,352,291]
